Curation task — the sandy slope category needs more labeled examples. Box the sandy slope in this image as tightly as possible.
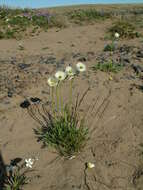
[0,5,143,190]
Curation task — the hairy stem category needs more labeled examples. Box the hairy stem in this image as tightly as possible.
[51,87,55,115]
[59,83,63,115]
[56,86,59,113]
[69,79,73,109]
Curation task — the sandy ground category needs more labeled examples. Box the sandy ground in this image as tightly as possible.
[0,5,143,190]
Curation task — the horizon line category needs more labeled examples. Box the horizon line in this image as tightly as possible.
[0,2,143,9]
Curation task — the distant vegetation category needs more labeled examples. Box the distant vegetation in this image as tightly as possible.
[66,9,111,24]
[0,5,142,39]
[108,20,140,39]
[0,6,66,39]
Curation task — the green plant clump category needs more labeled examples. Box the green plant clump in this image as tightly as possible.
[109,20,140,38]
[104,43,116,52]
[35,105,88,157]
[92,60,123,73]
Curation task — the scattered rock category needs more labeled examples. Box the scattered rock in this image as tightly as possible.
[72,53,82,58]
[18,63,31,70]
[119,45,134,54]
[20,100,31,109]
[39,56,56,65]
[136,50,143,58]
[131,64,143,74]
[120,55,131,66]
[30,97,41,103]
[7,91,13,98]
[56,58,65,68]
[78,57,87,62]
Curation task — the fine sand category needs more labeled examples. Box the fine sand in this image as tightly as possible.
[0,4,143,190]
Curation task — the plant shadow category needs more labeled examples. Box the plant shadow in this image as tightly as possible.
[0,151,7,189]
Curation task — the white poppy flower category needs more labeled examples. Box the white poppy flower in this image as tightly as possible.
[76,62,86,72]
[47,77,58,87]
[25,158,34,168]
[55,71,66,81]
[65,66,75,76]
[115,32,120,38]
[87,162,95,169]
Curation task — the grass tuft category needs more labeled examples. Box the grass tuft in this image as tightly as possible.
[34,104,88,157]
[92,60,123,73]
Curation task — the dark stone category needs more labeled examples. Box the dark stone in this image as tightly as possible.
[20,100,30,109]
[71,44,75,47]
[72,53,81,58]
[30,97,41,103]
[87,51,95,56]
[10,57,17,65]
[10,158,22,166]
[137,85,143,92]
[136,50,143,58]
[7,91,13,98]
[120,56,131,66]
[43,57,56,64]
[125,75,136,80]
[119,45,133,54]
[131,64,143,74]
[56,58,65,66]
[78,57,87,62]
[18,63,31,70]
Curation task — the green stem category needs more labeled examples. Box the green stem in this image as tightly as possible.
[51,87,54,115]
[56,86,59,113]
[69,79,73,109]
[59,83,63,115]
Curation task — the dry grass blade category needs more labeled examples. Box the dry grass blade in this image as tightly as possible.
[27,105,45,126]
[78,87,90,108]
[89,90,111,134]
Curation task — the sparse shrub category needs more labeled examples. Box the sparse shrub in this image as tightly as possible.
[109,20,140,38]
[49,15,67,28]
[92,60,123,73]
[4,29,15,38]
[32,15,49,29]
[67,9,111,23]
[8,16,30,27]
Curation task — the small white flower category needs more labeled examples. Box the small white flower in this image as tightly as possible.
[69,155,76,160]
[55,71,66,81]
[65,66,75,76]
[6,18,9,22]
[47,77,58,87]
[76,62,86,72]
[25,158,34,168]
[115,32,120,38]
[87,162,95,169]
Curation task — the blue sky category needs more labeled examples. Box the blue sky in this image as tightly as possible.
[0,0,143,8]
